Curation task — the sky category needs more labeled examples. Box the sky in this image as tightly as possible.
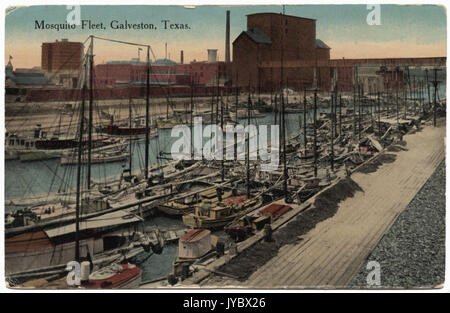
[5,4,447,68]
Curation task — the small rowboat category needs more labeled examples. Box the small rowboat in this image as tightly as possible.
[84,263,141,289]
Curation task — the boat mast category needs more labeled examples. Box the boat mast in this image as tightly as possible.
[216,72,219,124]
[145,46,150,180]
[425,69,431,111]
[377,90,381,136]
[75,58,88,262]
[221,91,225,182]
[396,80,399,124]
[87,35,94,190]
[413,78,416,115]
[432,68,440,127]
[303,89,307,155]
[313,90,318,177]
[358,82,362,141]
[282,90,287,196]
[330,88,335,172]
[234,85,239,162]
[339,93,342,137]
[129,97,133,173]
[190,78,194,156]
[246,94,251,198]
[280,12,288,196]
[353,70,357,139]
[211,88,214,140]
[235,85,239,125]
[334,88,337,136]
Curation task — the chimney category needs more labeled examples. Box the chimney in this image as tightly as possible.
[180,50,184,64]
[207,49,217,63]
[225,10,230,64]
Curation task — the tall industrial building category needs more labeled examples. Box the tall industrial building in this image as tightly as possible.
[232,13,331,92]
[41,39,84,88]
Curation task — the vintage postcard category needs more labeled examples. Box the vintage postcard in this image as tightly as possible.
[3,3,447,293]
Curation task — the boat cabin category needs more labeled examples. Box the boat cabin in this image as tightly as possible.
[177,229,211,259]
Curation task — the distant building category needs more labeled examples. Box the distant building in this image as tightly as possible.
[232,13,331,92]
[94,52,231,88]
[41,39,84,88]
[5,59,53,101]
[329,57,446,93]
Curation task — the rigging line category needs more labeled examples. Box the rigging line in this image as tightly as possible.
[57,97,83,193]
[92,35,151,48]
[58,133,79,194]
[91,69,113,185]
[46,159,66,199]
[16,170,36,197]
[59,99,85,196]
[144,47,185,125]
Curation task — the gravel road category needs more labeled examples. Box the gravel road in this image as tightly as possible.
[348,160,446,289]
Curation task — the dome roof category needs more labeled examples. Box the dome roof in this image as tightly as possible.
[152,58,177,66]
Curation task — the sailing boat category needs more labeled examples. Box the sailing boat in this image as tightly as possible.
[104,100,158,139]
[105,116,158,138]
[182,95,263,229]
[5,38,163,288]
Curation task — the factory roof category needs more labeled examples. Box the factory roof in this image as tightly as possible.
[237,28,272,44]
[106,58,177,66]
[152,58,177,66]
[5,66,52,86]
[106,60,151,65]
[315,39,331,49]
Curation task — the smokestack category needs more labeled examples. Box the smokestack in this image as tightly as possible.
[225,10,230,64]
[207,49,217,63]
[180,50,184,64]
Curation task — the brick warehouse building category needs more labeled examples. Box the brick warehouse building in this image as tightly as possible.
[94,52,231,88]
[41,39,84,88]
[232,13,331,92]
[329,57,446,93]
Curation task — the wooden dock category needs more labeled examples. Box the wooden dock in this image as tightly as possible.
[182,119,445,288]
